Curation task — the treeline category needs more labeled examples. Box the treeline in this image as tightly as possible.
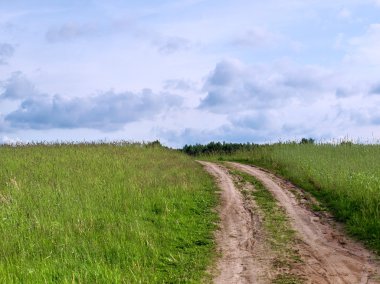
[181,138,319,156]
[182,142,258,156]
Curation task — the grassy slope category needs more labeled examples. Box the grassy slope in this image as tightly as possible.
[0,144,217,283]
[219,143,380,254]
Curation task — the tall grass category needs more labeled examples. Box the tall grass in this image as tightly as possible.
[0,143,217,283]
[222,143,380,254]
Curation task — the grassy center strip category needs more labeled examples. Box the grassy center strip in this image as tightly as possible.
[227,167,303,284]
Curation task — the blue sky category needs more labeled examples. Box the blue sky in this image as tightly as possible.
[1,0,380,146]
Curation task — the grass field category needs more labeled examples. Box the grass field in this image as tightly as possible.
[0,143,217,283]
[215,143,380,254]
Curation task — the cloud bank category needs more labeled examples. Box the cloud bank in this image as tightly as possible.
[1,74,182,131]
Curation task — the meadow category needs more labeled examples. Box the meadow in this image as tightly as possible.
[0,143,217,283]
[211,142,380,254]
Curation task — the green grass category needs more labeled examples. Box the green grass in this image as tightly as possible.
[228,168,302,283]
[0,143,218,283]
[219,143,380,254]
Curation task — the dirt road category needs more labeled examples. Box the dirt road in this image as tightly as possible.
[200,161,380,284]
[228,162,380,284]
[199,161,272,283]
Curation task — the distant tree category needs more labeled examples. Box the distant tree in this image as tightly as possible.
[340,141,353,146]
[182,142,258,156]
[147,140,162,147]
[300,138,315,144]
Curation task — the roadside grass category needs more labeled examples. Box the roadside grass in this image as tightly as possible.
[222,143,380,254]
[0,143,218,283]
[228,168,302,284]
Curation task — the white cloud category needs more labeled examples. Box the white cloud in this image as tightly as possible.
[199,59,333,113]
[0,72,37,100]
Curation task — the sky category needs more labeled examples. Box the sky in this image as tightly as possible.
[1,0,380,147]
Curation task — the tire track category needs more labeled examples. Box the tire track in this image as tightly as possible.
[199,161,272,284]
[228,162,380,284]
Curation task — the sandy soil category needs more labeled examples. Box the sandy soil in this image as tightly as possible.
[199,161,272,284]
[228,162,380,284]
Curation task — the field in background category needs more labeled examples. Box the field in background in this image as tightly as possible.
[0,143,217,283]
[192,142,380,254]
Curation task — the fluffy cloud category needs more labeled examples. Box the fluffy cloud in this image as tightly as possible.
[199,59,332,113]
[1,74,182,131]
[157,58,380,146]
[0,72,37,100]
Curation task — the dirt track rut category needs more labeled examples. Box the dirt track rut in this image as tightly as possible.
[199,161,272,283]
[228,162,380,284]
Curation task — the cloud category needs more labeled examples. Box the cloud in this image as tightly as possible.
[335,87,358,98]
[0,114,8,132]
[229,112,271,130]
[0,43,15,64]
[0,74,182,131]
[199,59,332,113]
[4,89,182,130]
[0,72,37,100]
[370,83,380,94]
